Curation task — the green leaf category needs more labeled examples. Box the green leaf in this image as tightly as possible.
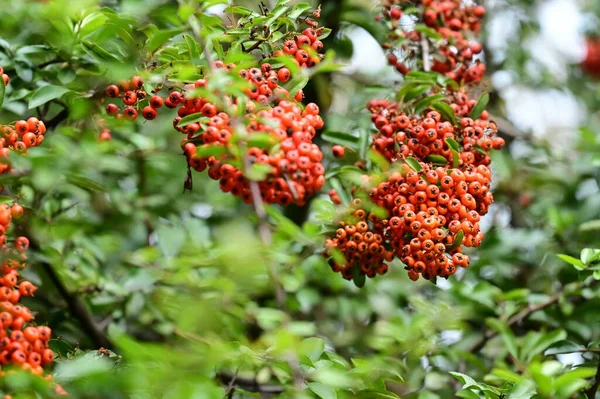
[425,155,449,165]
[307,382,337,399]
[580,248,600,265]
[286,74,308,96]
[469,93,489,120]
[446,230,464,252]
[414,94,446,114]
[352,264,365,288]
[356,390,400,399]
[557,254,586,270]
[0,196,13,204]
[415,25,442,40]
[196,145,228,158]
[0,75,5,109]
[405,157,422,172]
[183,34,200,63]
[322,131,359,149]
[544,340,586,356]
[223,6,253,15]
[430,102,458,126]
[177,113,209,127]
[289,3,311,19]
[300,337,325,362]
[81,40,121,63]
[28,85,71,110]
[147,28,186,53]
[66,174,106,192]
[445,138,460,168]
[485,318,519,360]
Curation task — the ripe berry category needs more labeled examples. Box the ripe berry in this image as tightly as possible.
[105,85,120,98]
[142,106,158,120]
[106,103,119,116]
[150,95,164,108]
[123,107,138,120]
[332,145,345,158]
[277,68,291,82]
[123,91,137,105]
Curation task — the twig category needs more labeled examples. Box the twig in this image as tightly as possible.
[489,113,523,138]
[420,36,431,72]
[217,372,285,394]
[586,361,600,399]
[469,279,595,353]
[38,57,63,69]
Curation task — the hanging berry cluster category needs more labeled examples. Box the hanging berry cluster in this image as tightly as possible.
[0,204,53,375]
[378,0,486,84]
[323,0,503,283]
[102,11,328,207]
[174,61,325,206]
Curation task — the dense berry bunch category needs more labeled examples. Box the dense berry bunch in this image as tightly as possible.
[0,203,55,380]
[0,117,47,173]
[272,27,326,69]
[324,200,392,280]
[104,75,158,121]
[378,0,486,84]
[181,96,325,206]
[367,98,504,168]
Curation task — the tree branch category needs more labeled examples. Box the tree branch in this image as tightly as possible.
[420,36,431,72]
[586,361,600,399]
[217,372,285,395]
[469,279,594,353]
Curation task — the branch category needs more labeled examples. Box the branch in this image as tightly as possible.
[38,257,114,350]
[469,279,594,353]
[586,361,600,399]
[217,372,285,394]
[489,113,523,138]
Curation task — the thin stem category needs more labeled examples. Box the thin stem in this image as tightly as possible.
[420,36,431,72]
[586,361,600,399]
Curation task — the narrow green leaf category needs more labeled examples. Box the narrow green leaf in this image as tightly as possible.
[286,74,308,96]
[352,264,366,288]
[425,155,449,165]
[66,174,106,192]
[405,157,422,172]
[469,93,489,120]
[183,34,200,63]
[430,102,458,126]
[177,113,209,127]
[445,138,459,152]
[29,85,71,110]
[446,230,464,252]
[322,131,359,149]
[544,340,586,356]
[414,94,446,114]
[81,40,121,63]
[307,382,337,399]
[0,196,13,204]
[557,254,586,270]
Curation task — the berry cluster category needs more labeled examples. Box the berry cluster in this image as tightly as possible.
[104,76,165,121]
[0,117,47,173]
[0,203,55,378]
[179,81,325,206]
[367,98,504,167]
[324,200,392,280]
[378,0,486,84]
[271,27,326,68]
[324,93,504,281]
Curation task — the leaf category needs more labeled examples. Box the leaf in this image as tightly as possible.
[307,382,337,399]
[580,248,600,265]
[544,340,586,356]
[446,230,464,252]
[485,318,519,360]
[300,337,325,362]
[414,94,446,114]
[224,6,253,15]
[449,372,479,389]
[196,145,228,158]
[352,264,365,288]
[0,196,13,204]
[425,155,448,166]
[430,102,458,126]
[356,389,400,399]
[415,25,442,40]
[405,157,422,172]
[289,3,311,19]
[183,34,200,63]
[507,380,536,399]
[521,330,567,362]
[66,174,106,192]
[322,131,359,149]
[469,93,489,120]
[0,75,4,109]
[81,40,121,63]
[177,113,209,127]
[286,74,308,96]
[28,85,71,109]
[147,28,186,53]
[557,254,586,270]
[445,138,460,168]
